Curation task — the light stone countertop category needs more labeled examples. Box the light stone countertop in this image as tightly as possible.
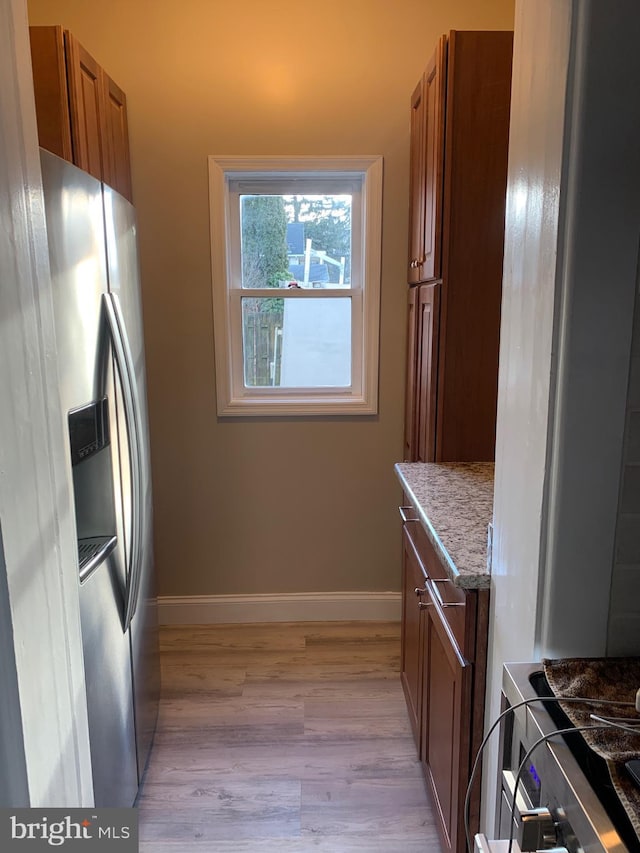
[394,462,495,589]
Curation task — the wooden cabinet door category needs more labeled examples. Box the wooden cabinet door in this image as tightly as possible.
[400,524,427,747]
[407,77,426,284]
[408,36,447,284]
[29,26,73,163]
[422,588,472,853]
[64,31,105,182]
[415,283,440,463]
[420,36,447,282]
[102,73,133,202]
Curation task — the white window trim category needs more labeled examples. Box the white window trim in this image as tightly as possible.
[208,155,383,416]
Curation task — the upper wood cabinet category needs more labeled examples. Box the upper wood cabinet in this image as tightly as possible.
[101,73,133,202]
[29,26,133,202]
[64,31,104,182]
[408,36,446,284]
[404,30,513,462]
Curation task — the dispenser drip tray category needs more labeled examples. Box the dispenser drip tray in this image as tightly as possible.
[78,535,117,583]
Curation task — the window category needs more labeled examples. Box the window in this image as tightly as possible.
[208,156,383,415]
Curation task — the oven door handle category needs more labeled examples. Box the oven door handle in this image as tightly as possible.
[502,769,534,815]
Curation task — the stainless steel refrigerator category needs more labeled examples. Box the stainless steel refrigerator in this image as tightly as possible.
[40,149,160,808]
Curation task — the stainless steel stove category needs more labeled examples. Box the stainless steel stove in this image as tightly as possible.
[478,662,639,853]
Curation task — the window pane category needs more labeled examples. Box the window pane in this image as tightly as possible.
[240,194,352,289]
[242,297,351,388]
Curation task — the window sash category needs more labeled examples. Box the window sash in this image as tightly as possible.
[229,290,362,395]
[227,182,362,292]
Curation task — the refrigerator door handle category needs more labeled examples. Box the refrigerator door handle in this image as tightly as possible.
[102,292,144,631]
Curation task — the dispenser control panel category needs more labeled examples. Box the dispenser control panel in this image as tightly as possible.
[68,398,110,465]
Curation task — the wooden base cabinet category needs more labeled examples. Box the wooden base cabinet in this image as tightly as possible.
[400,508,489,853]
[404,30,513,462]
[30,26,133,202]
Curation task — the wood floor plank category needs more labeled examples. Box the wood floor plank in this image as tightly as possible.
[137,621,440,850]
[142,738,423,782]
[301,777,436,836]
[140,836,439,852]
[240,676,401,703]
[157,665,246,698]
[140,778,301,842]
[159,694,304,729]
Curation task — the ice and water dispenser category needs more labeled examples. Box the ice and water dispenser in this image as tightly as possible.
[67,398,118,583]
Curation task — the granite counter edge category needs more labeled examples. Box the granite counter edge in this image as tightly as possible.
[394,464,491,590]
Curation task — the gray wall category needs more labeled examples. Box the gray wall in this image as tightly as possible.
[483,0,640,831]
[28,0,516,599]
[537,0,640,658]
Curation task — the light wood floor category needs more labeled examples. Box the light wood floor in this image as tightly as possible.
[137,621,441,851]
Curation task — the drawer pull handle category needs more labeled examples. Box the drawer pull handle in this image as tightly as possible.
[418,601,431,609]
[414,587,426,597]
[430,578,463,605]
[398,506,419,523]
[430,579,465,609]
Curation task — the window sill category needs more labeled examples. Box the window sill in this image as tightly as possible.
[217,392,378,417]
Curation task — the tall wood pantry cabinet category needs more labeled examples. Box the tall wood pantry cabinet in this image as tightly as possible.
[400,28,513,853]
[404,30,513,463]
[29,26,133,203]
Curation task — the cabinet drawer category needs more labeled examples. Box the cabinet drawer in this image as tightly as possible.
[426,577,467,657]
[400,503,475,658]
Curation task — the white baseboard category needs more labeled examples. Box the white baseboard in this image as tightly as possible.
[157,591,401,625]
